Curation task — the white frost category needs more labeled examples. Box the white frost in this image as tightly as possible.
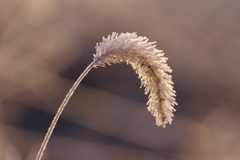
[93,32,177,127]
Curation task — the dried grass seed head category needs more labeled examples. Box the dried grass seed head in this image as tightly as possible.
[93,32,177,127]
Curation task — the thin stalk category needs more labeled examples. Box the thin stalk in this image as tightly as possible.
[35,61,97,160]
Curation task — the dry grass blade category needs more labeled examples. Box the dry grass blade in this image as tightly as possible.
[36,32,177,160]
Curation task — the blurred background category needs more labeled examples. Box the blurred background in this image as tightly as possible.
[1,0,240,159]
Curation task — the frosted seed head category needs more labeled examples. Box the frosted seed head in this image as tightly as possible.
[94,32,177,127]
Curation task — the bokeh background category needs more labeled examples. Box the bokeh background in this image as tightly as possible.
[1,0,240,160]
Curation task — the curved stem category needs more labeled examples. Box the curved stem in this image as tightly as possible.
[35,61,97,160]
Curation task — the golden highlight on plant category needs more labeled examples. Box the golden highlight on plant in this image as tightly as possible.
[35,32,177,160]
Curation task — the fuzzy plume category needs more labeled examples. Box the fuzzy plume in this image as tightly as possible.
[93,32,177,127]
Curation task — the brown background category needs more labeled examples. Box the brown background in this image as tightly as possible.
[1,0,240,160]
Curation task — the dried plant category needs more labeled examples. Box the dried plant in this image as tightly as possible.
[35,32,177,160]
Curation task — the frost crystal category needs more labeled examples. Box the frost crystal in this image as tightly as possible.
[93,32,177,127]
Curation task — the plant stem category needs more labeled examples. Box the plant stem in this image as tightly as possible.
[35,61,96,160]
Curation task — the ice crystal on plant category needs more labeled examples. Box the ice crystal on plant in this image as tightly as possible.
[93,32,177,127]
